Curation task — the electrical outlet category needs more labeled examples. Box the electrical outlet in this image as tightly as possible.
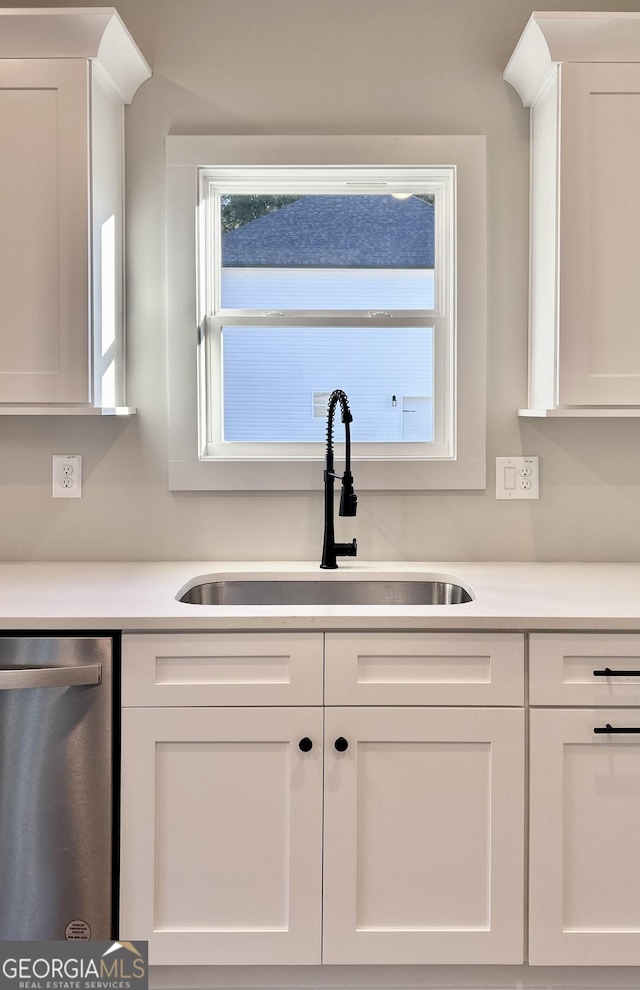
[495,456,539,499]
[53,454,82,499]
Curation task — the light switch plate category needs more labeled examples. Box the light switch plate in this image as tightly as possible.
[495,456,539,499]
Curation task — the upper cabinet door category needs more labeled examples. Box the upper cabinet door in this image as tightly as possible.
[0,8,150,413]
[559,62,640,407]
[505,12,640,416]
[0,59,90,403]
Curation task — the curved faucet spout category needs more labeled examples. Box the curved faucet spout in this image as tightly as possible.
[321,390,358,569]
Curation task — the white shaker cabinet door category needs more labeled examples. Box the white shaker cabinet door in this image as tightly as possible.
[558,62,640,407]
[322,706,525,965]
[530,708,640,965]
[0,58,90,403]
[120,706,323,965]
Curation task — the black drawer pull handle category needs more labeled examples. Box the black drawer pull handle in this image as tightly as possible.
[593,667,640,677]
[594,723,640,734]
[334,736,349,752]
[298,737,313,752]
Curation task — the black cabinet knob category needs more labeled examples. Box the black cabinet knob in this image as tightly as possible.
[298,737,313,752]
[334,736,349,752]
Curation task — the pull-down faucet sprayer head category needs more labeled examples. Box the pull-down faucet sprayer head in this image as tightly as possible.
[339,470,358,517]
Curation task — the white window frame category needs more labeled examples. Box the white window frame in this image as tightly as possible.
[166,136,486,491]
[204,167,450,458]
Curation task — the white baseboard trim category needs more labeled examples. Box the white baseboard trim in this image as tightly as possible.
[149,964,640,990]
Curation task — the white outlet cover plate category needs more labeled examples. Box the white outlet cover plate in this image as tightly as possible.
[53,454,82,499]
[495,456,539,500]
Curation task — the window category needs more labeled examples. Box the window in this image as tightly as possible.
[203,168,450,458]
[167,137,486,491]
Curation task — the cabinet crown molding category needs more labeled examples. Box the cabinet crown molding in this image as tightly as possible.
[0,7,150,102]
[504,11,640,106]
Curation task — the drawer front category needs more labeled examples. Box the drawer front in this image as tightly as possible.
[122,632,323,707]
[530,633,640,706]
[324,632,524,706]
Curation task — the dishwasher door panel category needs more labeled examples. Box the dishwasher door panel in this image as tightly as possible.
[0,636,114,940]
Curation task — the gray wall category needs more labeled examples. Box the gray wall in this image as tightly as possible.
[2,0,640,563]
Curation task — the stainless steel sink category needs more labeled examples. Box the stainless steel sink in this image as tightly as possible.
[178,578,474,606]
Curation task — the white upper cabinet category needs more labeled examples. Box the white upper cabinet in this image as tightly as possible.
[0,9,150,414]
[505,13,640,416]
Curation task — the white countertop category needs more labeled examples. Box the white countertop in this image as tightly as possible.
[2,559,640,631]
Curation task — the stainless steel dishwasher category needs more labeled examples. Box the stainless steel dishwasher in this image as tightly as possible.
[0,635,116,940]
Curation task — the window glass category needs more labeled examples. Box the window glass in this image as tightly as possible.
[222,325,434,442]
[219,193,435,311]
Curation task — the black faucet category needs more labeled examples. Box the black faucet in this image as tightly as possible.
[321,389,358,569]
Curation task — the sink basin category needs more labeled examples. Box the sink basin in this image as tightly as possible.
[178,578,474,606]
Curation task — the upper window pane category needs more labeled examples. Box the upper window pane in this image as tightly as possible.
[218,193,435,311]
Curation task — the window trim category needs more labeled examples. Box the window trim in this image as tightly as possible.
[166,135,486,491]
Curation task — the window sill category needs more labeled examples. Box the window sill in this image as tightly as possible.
[0,405,135,416]
[168,457,486,492]
[519,407,640,418]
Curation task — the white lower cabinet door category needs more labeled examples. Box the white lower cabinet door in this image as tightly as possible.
[530,708,640,965]
[120,707,323,965]
[322,707,525,964]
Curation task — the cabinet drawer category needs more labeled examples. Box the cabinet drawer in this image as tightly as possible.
[122,633,323,706]
[325,633,524,706]
[530,634,640,706]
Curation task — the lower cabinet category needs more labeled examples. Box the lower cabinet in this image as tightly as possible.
[529,707,640,966]
[529,633,640,966]
[322,705,524,965]
[120,705,324,965]
[119,631,526,967]
[119,630,640,970]
[120,703,524,966]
